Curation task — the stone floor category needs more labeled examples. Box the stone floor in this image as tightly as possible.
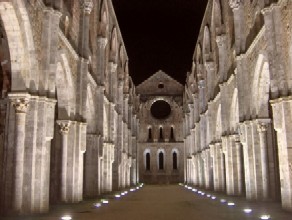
[1,184,292,220]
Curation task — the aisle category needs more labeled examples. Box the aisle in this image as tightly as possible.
[1,185,292,220]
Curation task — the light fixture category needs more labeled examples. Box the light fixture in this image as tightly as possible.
[198,191,202,193]
[136,187,140,189]
[260,215,271,220]
[101,199,109,204]
[207,194,211,197]
[243,208,252,214]
[227,202,235,206]
[115,194,121,198]
[187,186,192,190]
[61,216,72,220]
[121,192,125,196]
[220,199,226,203]
[201,192,205,195]
[130,188,135,192]
[93,203,102,208]
[211,196,216,200]
[124,191,128,194]
[192,189,197,192]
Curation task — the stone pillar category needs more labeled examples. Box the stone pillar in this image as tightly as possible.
[96,37,108,85]
[56,120,71,202]
[229,0,245,54]
[271,97,292,210]
[234,135,243,195]
[257,120,270,200]
[202,149,211,189]
[10,95,30,213]
[215,34,227,82]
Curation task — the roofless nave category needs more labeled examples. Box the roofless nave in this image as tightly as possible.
[0,0,292,217]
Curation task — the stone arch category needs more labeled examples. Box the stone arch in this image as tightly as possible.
[157,148,166,170]
[109,27,118,62]
[212,0,223,35]
[86,84,97,134]
[230,88,239,133]
[171,148,179,169]
[215,104,222,141]
[56,54,75,119]
[118,45,124,68]
[143,149,151,171]
[103,102,109,141]
[98,0,109,37]
[203,25,212,63]
[251,54,270,118]
[0,1,37,91]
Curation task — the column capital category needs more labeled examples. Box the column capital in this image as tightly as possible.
[229,0,243,10]
[216,34,227,48]
[10,96,30,114]
[257,122,268,133]
[57,120,71,135]
[108,62,118,73]
[97,37,108,49]
[80,0,93,14]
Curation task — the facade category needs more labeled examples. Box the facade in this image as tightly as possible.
[0,0,139,216]
[137,71,184,184]
[183,0,292,212]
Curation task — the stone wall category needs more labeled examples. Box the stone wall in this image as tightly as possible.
[184,0,292,211]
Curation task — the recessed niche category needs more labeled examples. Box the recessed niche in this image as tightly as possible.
[150,100,171,119]
[158,83,164,89]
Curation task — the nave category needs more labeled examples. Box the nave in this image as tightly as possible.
[1,185,291,220]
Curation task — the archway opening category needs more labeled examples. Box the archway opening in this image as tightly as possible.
[146,153,150,171]
[159,152,164,170]
[173,152,177,170]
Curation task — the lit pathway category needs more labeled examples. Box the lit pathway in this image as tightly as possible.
[2,185,292,220]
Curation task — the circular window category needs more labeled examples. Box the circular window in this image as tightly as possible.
[158,83,164,89]
[150,100,171,119]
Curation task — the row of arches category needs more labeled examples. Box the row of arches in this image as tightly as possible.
[144,149,179,171]
[148,126,175,141]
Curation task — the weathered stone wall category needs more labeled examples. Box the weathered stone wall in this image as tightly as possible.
[184,0,292,211]
[0,0,139,216]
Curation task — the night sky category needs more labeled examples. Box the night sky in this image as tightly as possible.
[112,0,208,86]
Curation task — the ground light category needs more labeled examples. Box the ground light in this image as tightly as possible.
[227,202,235,206]
[260,215,271,220]
[101,199,109,204]
[115,194,121,198]
[243,208,252,214]
[61,216,72,220]
[211,196,216,200]
[220,199,226,203]
[130,188,135,192]
[207,194,211,197]
[93,203,102,208]
[121,192,125,196]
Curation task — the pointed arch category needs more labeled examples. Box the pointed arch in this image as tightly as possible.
[56,54,75,119]
[215,104,222,141]
[212,0,223,35]
[0,1,37,91]
[109,27,118,62]
[203,25,211,63]
[230,88,239,133]
[251,54,270,118]
[98,0,109,37]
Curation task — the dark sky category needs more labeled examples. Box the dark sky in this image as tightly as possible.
[112,0,208,85]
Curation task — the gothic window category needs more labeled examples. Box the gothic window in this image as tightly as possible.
[170,127,175,141]
[173,152,178,170]
[146,153,150,171]
[148,127,152,140]
[159,127,163,140]
[159,152,164,170]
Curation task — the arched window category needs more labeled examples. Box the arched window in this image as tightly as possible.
[159,152,164,170]
[159,127,163,140]
[170,127,175,140]
[146,153,150,171]
[173,152,178,170]
[148,127,152,140]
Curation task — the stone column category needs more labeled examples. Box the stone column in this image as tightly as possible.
[96,37,108,85]
[234,135,243,195]
[57,120,71,202]
[108,62,118,102]
[229,0,245,54]
[215,35,227,82]
[257,120,270,200]
[10,95,30,213]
